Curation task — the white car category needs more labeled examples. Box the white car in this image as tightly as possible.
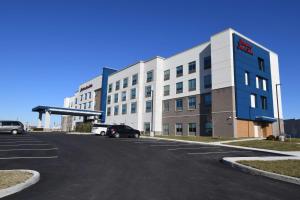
[91,124,109,136]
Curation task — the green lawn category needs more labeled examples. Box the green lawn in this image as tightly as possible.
[154,135,235,142]
[238,160,300,178]
[228,139,300,151]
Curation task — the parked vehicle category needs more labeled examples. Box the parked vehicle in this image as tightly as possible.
[0,121,25,135]
[106,125,140,138]
[92,123,109,136]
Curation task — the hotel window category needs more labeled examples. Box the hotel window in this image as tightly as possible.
[258,57,265,72]
[108,84,113,93]
[188,123,196,135]
[79,104,82,109]
[256,76,260,89]
[175,123,183,135]
[89,92,92,99]
[176,65,183,77]
[205,122,212,135]
[204,93,212,106]
[114,93,118,103]
[115,81,120,91]
[176,98,183,111]
[107,107,111,116]
[85,93,87,100]
[188,96,196,109]
[163,124,169,135]
[204,75,212,88]
[144,123,151,133]
[107,95,111,104]
[132,74,138,85]
[164,69,170,81]
[163,100,169,112]
[164,85,170,96]
[114,105,119,115]
[250,94,256,108]
[245,71,249,86]
[88,102,92,109]
[262,79,267,91]
[188,61,196,74]
[80,95,83,101]
[123,78,128,88]
[189,79,196,91]
[176,82,183,94]
[83,103,86,109]
[145,86,152,97]
[121,91,126,101]
[147,70,153,82]
[75,98,77,104]
[261,96,267,110]
[122,104,127,114]
[131,88,136,99]
[204,56,211,69]
[131,102,137,113]
[146,100,152,113]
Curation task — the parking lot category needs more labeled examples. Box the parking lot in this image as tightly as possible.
[0,133,299,200]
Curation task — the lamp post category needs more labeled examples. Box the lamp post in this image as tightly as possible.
[275,83,282,136]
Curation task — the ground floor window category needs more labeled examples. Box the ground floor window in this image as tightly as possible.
[144,122,151,134]
[163,124,169,135]
[175,123,183,135]
[188,123,196,136]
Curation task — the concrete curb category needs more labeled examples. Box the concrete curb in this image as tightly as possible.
[0,170,40,198]
[222,157,300,185]
[65,132,94,135]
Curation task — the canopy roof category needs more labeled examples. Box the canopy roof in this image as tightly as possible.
[32,106,102,116]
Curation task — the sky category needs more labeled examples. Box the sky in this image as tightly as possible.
[0,0,299,126]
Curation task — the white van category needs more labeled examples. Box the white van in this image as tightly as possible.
[92,124,109,136]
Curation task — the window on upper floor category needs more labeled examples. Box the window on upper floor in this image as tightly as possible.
[176,98,183,111]
[164,85,170,96]
[258,57,265,72]
[121,91,126,101]
[145,86,152,97]
[188,96,196,109]
[262,79,267,91]
[122,104,127,114]
[189,79,196,91]
[164,69,170,81]
[80,95,83,101]
[132,74,138,85]
[204,93,212,106]
[75,98,77,104]
[147,70,153,82]
[123,78,128,88]
[107,95,111,104]
[256,76,260,89]
[115,81,120,91]
[204,56,211,69]
[146,100,152,112]
[176,65,183,77]
[114,93,118,103]
[163,100,169,112]
[107,107,111,116]
[176,82,183,94]
[204,75,212,89]
[114,105,119,115]
[261,96,267,110]
[89,92,92,99]
[85,93,87,100]
[245,71,249,86]
[188,61,196,74]
[131,102,137,113]
[131,88,136,99]
[108,84,113,93]
[250,94,256,108]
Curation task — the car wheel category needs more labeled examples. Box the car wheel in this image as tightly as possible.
[134,133,140,138]
[11,130,18,135]
[114,133,120,138]
[100,131,105,136]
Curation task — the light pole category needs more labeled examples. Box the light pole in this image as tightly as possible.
[275,83,282,136]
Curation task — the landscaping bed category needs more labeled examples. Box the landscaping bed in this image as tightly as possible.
[155,135,235,142]
[0,171,33,190]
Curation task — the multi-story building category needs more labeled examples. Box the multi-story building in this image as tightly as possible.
[63,28,283,138]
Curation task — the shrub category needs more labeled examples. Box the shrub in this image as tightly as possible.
[266,135,276,141]
[75,122,92,133]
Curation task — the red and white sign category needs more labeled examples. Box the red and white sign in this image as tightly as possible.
[237,39,253,55]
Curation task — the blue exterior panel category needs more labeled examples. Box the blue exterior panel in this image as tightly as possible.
[100,67,117,123]
[233,34,274,122]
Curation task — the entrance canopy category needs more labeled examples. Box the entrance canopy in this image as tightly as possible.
[32,106,102,116]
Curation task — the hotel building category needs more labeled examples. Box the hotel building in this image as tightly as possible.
[62,28,283,137]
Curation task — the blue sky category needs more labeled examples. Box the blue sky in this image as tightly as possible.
[0,0,299,126]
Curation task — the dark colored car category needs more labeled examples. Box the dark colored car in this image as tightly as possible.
[106,125,140,138]
[0,121,25,135]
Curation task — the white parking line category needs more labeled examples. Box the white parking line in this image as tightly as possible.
[133,141,178,144]
[0,141,43,144]
[150,144,199,147]
[168,147,220,151]
[0,156,58,160]
[0,148,58,152]
[0,144,51,147]
[187,150,250,155]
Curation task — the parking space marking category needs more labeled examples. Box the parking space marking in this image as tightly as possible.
[187,150,251,155]
[150,144,200,147]
[0,148,58,152]
[0,141,44,144]
[167,147,220,151]
[133,141,178,144]
[0,156,58,160]
[0,144,52,147]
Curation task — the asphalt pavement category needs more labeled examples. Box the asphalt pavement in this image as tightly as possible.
[0,133,299,200]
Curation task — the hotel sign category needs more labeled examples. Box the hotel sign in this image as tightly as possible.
[237,39,253,55]
[80,84,93,92]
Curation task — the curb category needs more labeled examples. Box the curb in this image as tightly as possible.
[222,157,300,185]
[0,170,40,198]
